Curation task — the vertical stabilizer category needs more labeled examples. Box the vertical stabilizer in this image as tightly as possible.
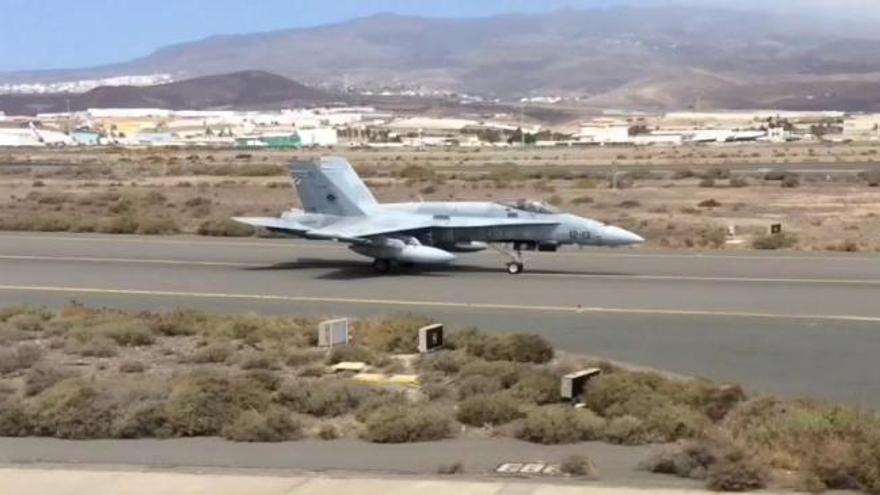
[290,157,377,216]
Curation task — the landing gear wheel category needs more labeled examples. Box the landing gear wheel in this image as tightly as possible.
[506,262,524,275]
[372,259,392,273]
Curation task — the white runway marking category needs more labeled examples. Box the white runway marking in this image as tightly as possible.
[1,284,878,324]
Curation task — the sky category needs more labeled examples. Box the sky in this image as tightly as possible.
[0,0,875,72]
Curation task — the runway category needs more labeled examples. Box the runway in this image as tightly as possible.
[0,232,878,408]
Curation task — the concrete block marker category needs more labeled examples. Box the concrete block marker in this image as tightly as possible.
[561,368,602,403]
[318,318,349,348]
[418,323,444,353]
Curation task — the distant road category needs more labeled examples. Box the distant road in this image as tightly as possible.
[1,232,878,408]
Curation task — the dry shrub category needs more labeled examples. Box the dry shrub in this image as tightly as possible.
[119,360,148,373]
[69,336,118,357]
[112,399,171,439]
[457,360,523,389]
[148,309,204,336]
[197,219,255,237]
[729,176,749,188]
[641,402,710,442]
[510,369,560,405]
[421,380,452,401]
[585,372,714,442]
[456,374,504,399]
[239,352,279,370]
[135,217,179,235]
[752,232,798,250]
[561,454,599,479]
[781,174,800,188]
[362,405,453,443]
[285,348,325,367]
[604,415,649,445]
[187,342,235,364]
[222,408,302,442]
[0,397,31,436]
[516,406,605,444]
[164,371,272,436]
[642,439,729,480]
[23,365,75,397]
[278,378,377,417]
[355,316,433,353]
[706,455,769,492]
[456,393,524,426]
[723,397,880,492]
[27,378,116,438]
[448,328,553,364]
[68,320,155,347]
[318,423,340,440]
[417,350,473,374]
[0,343,43,373]
[6,310,51,332]
[704,385,747,422]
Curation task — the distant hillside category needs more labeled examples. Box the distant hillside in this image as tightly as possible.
[3,6,880,110]
[0,71,334,115]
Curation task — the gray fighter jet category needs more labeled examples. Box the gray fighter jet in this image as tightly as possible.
[234,157,644,274]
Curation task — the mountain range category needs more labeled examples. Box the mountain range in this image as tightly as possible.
[0,71,334,115]
[3,6,880,111]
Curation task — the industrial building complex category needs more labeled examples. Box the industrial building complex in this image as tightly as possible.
[1,103,878,149]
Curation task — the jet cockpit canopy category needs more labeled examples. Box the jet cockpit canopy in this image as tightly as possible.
[500,199,560,215]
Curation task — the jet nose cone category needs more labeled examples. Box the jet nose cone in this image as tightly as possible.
[603,226,645,246]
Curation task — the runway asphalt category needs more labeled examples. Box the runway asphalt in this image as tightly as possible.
[0,232,878,408]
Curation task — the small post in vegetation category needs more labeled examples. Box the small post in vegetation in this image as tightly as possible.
[561,368,602,405]
[318,318,350,348]
[418,323,444,354]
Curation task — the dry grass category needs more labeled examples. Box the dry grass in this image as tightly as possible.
[4,146,880,251]
[0,304,879,493]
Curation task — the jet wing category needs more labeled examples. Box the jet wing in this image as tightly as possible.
[233,215,559,244]
[232,215,434,244]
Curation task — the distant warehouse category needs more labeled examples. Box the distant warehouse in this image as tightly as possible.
[234,128,337,149]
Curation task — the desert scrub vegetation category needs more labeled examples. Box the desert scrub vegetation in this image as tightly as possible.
[752,232,799,250]
[0,305,879,493]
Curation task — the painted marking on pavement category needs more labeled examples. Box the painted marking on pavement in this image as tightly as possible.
[0,284,878,324]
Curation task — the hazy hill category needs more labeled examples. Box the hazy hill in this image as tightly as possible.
[0,71,334,115]
[3,6,880,110]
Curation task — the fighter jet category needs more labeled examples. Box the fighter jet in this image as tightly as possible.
[234,157,644,274]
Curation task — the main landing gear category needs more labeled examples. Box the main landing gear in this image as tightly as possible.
[490,244,525,275]
[506,261,524,275]
[371,258,392,273]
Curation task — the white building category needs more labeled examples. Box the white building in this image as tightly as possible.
[298,128,338,147]
[843,114,880,139]
[577,122,630,144]
[0,126,74,147]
